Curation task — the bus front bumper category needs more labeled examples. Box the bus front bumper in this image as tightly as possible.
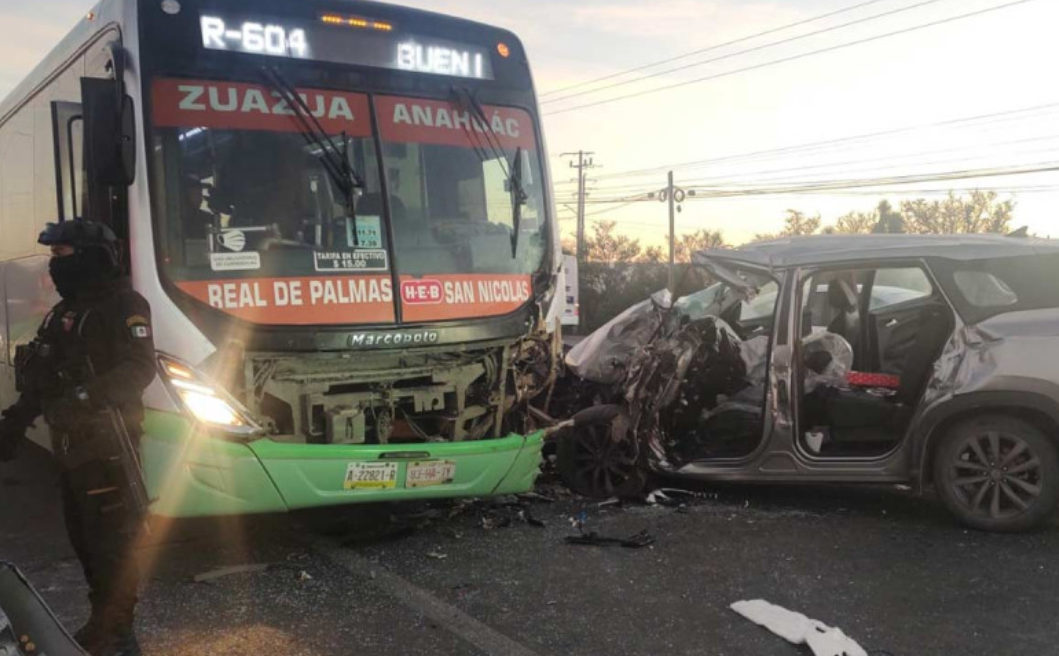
[141,411,544,518]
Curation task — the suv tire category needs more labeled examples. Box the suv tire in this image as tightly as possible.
[557,422,646,499]
[934,415,1059,532]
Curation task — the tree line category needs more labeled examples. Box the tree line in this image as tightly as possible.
[568,190,1018,332]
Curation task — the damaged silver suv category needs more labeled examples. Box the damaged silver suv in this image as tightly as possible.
[561,234,1059,532]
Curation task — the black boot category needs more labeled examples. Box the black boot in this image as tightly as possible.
[97,628,141,656]
[72,622,103,653]
[94,601,140,656]
[72,608,106,653]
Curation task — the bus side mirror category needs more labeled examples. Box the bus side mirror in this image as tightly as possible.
[81,77,136,187]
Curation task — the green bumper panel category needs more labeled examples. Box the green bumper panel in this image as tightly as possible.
[140,410,545,518]
[141,412,288,518]
[246,430,545,510]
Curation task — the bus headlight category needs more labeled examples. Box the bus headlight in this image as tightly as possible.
[158,355,262,435]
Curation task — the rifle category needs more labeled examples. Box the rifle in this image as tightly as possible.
[77,387,152,520]
[74,358,152,521]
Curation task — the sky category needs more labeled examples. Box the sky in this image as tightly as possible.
[2,0,1057,246]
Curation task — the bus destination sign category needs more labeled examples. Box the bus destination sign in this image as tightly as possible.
[200,14,495,80]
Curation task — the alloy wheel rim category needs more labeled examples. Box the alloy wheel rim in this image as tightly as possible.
[948,430,1042,521]
[571,424,639,497]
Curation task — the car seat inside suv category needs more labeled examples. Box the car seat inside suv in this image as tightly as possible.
[826,277,861,366]
[815,304,952,450]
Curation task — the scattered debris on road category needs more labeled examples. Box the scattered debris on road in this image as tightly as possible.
[193,564,273,583]
[564,510,655,548]
[517,509,546,527]
[645,487,713,507]
[731,599,868,656]
[517,491,557,504]
[564,529,655,549]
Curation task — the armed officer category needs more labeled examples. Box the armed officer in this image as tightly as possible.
[0,220,156,656]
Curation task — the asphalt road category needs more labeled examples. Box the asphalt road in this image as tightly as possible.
[3,444,1058,656]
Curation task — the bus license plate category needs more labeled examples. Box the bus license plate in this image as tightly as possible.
[406,461,457,488]
[344,462,399,490]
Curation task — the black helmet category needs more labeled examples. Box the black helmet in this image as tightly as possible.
[38,220,121,270]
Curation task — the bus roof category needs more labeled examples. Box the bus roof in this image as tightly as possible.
[1,0,524,126]
[0,1,116,125]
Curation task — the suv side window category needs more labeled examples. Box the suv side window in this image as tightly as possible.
[870,267,933,310]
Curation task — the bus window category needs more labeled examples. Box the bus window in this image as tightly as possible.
[50,102,86,221]
[375,95,547,277]
[148,78,384,283]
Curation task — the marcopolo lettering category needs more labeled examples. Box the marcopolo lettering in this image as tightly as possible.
[348,330,441,347]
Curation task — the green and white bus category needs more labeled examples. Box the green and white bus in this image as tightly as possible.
[0,0,562,517]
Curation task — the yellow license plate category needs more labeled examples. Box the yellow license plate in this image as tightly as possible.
[343,462,399,490]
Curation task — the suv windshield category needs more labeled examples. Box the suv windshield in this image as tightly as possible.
[148,77,547,325]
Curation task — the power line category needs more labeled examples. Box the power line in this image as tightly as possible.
[556,147,1059,200]
[585,200,644,217]
[655,137,1059,189]
[553,135,1059,201]
[543,0,952,105]
[688,161,1059,197]
[586,99,1059,182]
[540,0,896,98]
[584,108,1059,188]
[544,0,1039,116]
[556,162,1059,205]
[563,187,1058,236]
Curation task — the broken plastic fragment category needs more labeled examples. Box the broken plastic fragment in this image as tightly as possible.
[564,530,655,548]
[517,509,546,527]
[193,563,272,583]
[730,599,868,656]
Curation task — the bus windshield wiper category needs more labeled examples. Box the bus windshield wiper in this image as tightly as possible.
[451,87,527,257]
[262,67,365,246]
[508,147,528,258]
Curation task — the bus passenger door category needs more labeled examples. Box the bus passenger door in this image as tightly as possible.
[79,40,137,254]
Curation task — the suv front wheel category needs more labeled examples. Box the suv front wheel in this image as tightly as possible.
[934,415,1059,532]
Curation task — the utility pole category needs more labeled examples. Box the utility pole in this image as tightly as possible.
[652,171,695,295]
[667,171,676,293]
[560,151,599,266]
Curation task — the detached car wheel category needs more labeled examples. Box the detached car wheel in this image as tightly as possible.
[934,415,1059,532]
[558,422,646,499]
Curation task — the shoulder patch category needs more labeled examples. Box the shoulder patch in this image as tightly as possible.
[126,314,151,339]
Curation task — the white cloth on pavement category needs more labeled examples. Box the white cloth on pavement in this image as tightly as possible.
[730,599,868,656]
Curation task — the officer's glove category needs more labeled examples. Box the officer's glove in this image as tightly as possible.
[0,415,28,462]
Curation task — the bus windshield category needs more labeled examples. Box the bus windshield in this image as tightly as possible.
[148,77,548,325]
